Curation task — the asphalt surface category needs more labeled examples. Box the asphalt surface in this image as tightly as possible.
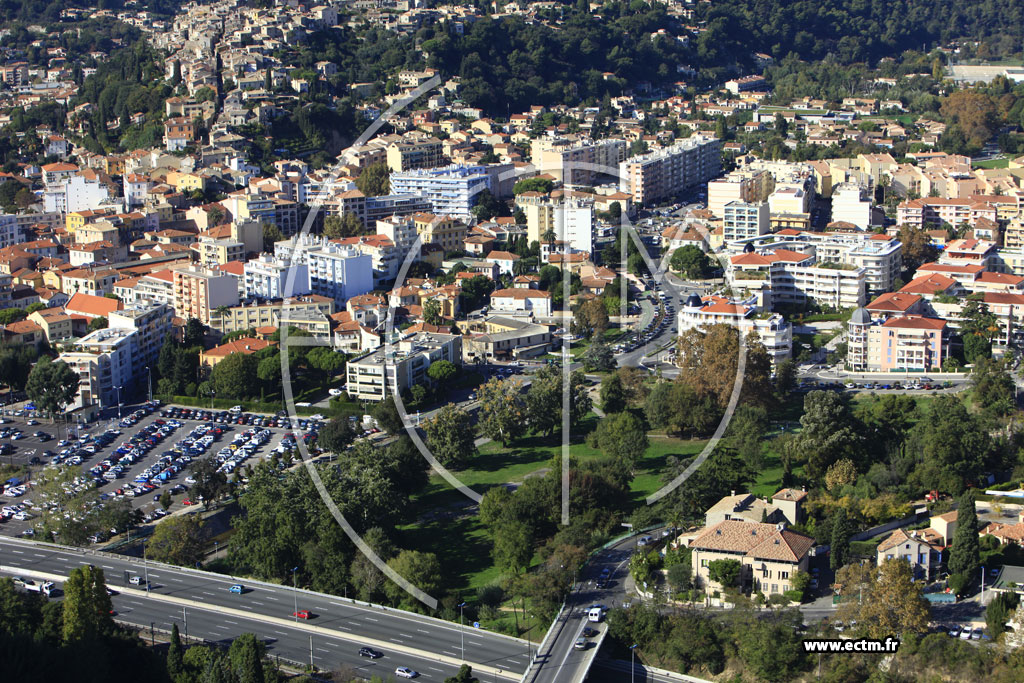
[0,536,530,679]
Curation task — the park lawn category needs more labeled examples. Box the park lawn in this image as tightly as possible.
[973,157,1009,169]
[850,391,937,415]
[395,513,503,593]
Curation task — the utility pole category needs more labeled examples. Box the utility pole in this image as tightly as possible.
[309,634,314,671]
[458,601,466,661]
[183,606,187,641]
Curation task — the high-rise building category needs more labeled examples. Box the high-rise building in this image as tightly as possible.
[618,136,722,206]
[530,137,626,186]
[171,266,241,324]
[723,201,770,243]
[389,164,516,218]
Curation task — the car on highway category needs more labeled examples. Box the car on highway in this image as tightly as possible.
[359,647,383,659]
[229,584,245,594]
[581,627,598,638]
[574,637,588,650]
[395,667,418,679]
[292,610,312,620]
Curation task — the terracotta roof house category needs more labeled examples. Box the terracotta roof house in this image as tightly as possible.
[199,337,277,366]
[688,520,815,596]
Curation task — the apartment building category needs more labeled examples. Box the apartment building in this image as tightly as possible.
[849,314,949,372]
[707,169,774,218]
[346,331,462,402]
[489,288,552,318]
[530,137,626,186]
[389,163,515,217]
[243,253,310,300]
[897,197,999,229]
[412,213,468,253]
[208,295,335,335]
[830,183,874,230]
[385,136,444,172]
[163,117,195,151]
[722,201,770,243]
[305,242,374,306]
[171,266,241,324]
[688,521,814,596]
[677,293,792,364]
[618,135,722,205]
[108,303,174,383]
[60,327,137,410]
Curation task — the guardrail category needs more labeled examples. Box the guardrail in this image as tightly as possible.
[0,536,529,647]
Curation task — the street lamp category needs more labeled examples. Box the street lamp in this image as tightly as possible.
[114,386,123,420]
[457,601,466,661]
[630,644,638,683]
[145,366,152,403]
[292,566,299,622]
[142,539,150,594]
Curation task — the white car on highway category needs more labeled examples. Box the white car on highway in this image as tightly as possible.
[395,667,419,679]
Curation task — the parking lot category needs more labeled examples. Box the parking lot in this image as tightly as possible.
[0,402,325,542]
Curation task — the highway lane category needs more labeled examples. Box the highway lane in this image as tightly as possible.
[0,536,530,677]
[113,597,472,682]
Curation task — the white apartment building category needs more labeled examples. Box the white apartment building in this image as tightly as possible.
[376,216,419,268]
[43,174,112,214]
[346,331,462,402]
[305,242,374,306]
[723,201,770,243]
[530,137,627,186]
[618,136,722,205]
[108,303,174,386]
[243,253,310,300]
[517,194,595,253]
[123,174,152,208]
[60,327,136,410]
[831,183,873,230]
[0,214,24,249]
[768,186,809,216]
[677,293,792,364]
[769,263,867,310]
[389,164,514,217]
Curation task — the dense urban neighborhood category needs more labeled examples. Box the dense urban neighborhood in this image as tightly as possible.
[2,0,1024,682]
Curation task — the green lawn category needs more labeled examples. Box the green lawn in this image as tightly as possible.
[973,157,1009,169]
[401,421,708,593]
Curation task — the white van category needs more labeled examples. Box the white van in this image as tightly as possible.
[588,607,603,623]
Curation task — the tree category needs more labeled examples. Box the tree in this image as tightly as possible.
[477,377,527,446]
[707,559,741,589]
[824,458,858,492]
[427,360,458,384]
[317,417,355,453]
[306,346,345,379]
[373,396,404,434]
[25,357,78,415]
[354,161,390,196]
[573,298,609,340]
[971,357,1014,417]
[512,177,554,195]
[582,339,616,372]
[88,315,108,331]
[736,613,806,683]
[830,507,856,571]
[986,591,1019,638]
[183,318,206,348]
[149,514,205,566]
[189,456,230,509]
[445,664,480,683]
[423,298,444,325]
[836,559,930,639]
[492,519,534,573]
[526,367,591,436]
[590,411,648,474]
[896,225,939,274]
[160,490,172,511]
[210,352,260,400]
[676,324,773,409]
[168,623,184,677]
[323,212,361,238]
[384,550,442,611]
[669,245,714,279]
[600,372,627,414]
[262,222,282,246]
[948,489,980,580]
[789,390,863,481]
[0,307,26,325]
[907,396,990,494]
[424,403,477,468]
[62,565,113,644]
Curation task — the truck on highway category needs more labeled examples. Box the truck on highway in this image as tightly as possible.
[23,580,55,596]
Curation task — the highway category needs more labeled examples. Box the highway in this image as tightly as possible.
[0,536,529,681]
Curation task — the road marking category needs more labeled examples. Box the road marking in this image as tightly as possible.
[201,591,214,596]
[417,629,430,634]
[224,620,239,625]
[264,595,278,601]
[330,601,346,606]
[364,617,378,622]
[336,625,351,631]
[251,601,264,606]
[324,641,338,647]
[428,667,444,673]
[31,553,45,557]
[389,638,404,644]
[102,565,114,569]
[316,648,330,653]
[399,633,415,638]
[442,650,457,656]
[167,577,184,582]
[274,630,288,636]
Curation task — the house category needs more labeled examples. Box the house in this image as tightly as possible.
[199,337,276,367]
[485,250,521,276]
[688,521,815,596]
[489,288,552,318]
[704,489,807,527]
[876,527,943,581]
[65,291,123,319]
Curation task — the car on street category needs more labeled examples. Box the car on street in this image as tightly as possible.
[359,647,383,659]
[574,637,588,650]
[292,610,312,619]
[581,627,598,637]
[395,667,418,679]
[229,584,245,594]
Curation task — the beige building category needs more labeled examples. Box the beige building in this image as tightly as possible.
[703,489,807,527]
[688,520,815,596]
[171,267,240,324]
[530,137,626,186]
[412,213,467,252]
[386,137,444,172]
[208,295,335,335]
[619,136,721,206]
[346,331,461,402]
